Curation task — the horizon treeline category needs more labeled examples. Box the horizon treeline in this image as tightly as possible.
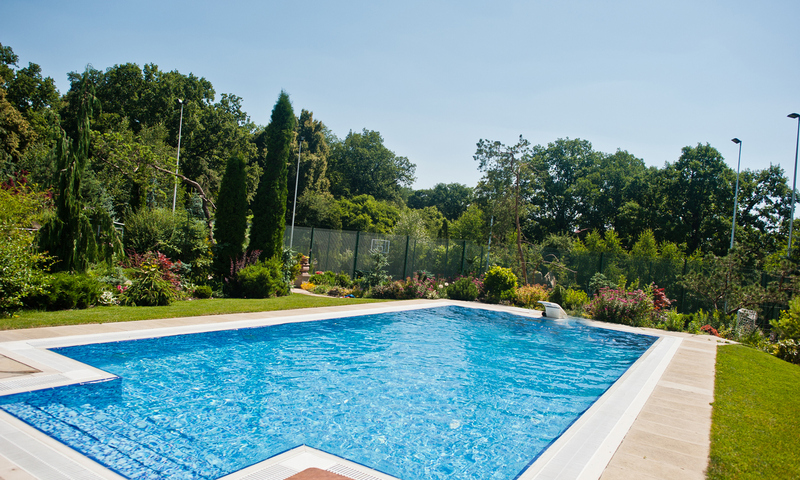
[1,42,796,270]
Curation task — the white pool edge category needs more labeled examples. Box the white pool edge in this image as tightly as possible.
[0,301,678,480]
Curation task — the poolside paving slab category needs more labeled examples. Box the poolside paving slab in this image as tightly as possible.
[0,302,730,480]
[599,330,729,480]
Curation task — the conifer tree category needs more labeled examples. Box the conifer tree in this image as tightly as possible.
[249,91,296,260]
[212,154,248,274]
[39,70,120,272]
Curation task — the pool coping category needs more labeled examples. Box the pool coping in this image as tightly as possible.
[0,300,724,479]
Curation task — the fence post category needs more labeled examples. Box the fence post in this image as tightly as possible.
[597,252,604,275]
[352,231,361,278]
[308,227,315,268]
[479,246,484,273]
[679,258,688,313]
[460,240,467,275]
[403,236,410,278]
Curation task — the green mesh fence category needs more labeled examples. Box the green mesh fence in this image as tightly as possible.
[283,226,786,318]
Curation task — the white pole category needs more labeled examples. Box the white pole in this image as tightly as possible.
[172,100,185,213]
[730,138,742,250]
[290,137,302,249]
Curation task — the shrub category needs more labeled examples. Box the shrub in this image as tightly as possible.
[772,297,800,341]
[300,282,316,291]
[193,285,213,299]
[369,281,405,299]
[361,250,391,289]
[309,271,336,286]
[515,284,550,309]
[563,288,590,313]
[586,287,654,327]
[662,310,686,331]
[235,258,287,298]
[120,251,181,307]
[483,266,518,304]
[335,272,353,288]
[446,277,479,301]
[123,207,211,272]
[548,284,566,306]
[773,339,800,365]
[43,272,102,310]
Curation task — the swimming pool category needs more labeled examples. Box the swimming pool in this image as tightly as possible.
[0,305,657,480]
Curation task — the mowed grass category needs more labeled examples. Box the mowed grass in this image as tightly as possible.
[708,344,800,480]
[1,295,385,330]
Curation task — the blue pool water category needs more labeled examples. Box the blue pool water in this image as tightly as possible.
[0,306,655,480]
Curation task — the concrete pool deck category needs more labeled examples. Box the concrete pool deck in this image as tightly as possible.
[0,300,730,480]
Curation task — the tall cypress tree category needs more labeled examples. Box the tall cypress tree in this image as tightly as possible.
[212,154,248,274]
[249,91,296,260]
[39,70,114,272]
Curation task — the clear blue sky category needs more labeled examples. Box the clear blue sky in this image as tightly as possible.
[3,0,799,189]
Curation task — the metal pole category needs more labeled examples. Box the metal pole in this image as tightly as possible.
[730,138,742,250]
[290,137,303,249]
[172,99,186,213]
[788,114,800,257]
[485,215,494,273]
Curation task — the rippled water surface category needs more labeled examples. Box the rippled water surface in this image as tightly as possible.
[0,306,655,480]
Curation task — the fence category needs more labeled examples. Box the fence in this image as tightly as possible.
[284,225,785,325]
[285,226,486,280]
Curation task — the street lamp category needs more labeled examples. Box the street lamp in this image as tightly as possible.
[788,113,800,257]
[172,98,187,213]
[289,137,303,249]
[730,138,742,250]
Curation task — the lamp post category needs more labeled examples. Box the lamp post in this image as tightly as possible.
[788,113,800,257]
[289,137,303,249]
[172,98,187,213]
[730,138,742,250]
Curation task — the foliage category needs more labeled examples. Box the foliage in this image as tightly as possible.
[587,287,654,327]
[309,271,336,286]
[772,340,800,365]
[123,207,211,270]
[0,184,51,315]
[361,250,391,289]
[707,345,800,479]
[515,284,550,309]
[328,128,416,202]
[588,272,615,293]
[212,154,248,275]
[222,249,261,296]
[680,250,765,315]
[771,296,800,341]
[661,310,686,331]
[120,251,181,306]
[563,288,590,312]
[339,194,400,233]
[193,285,213,299]
[38,69,122,271]
[250,91,296,260]
[235,258,287,299]
[483,266,518,304]
[548,284,566,306]
[369,273,445,300]
[29,272,101,311]
[407,183,473,221]
[446,277,480,301]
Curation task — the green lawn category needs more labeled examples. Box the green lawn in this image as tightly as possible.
[1,295,385,330]
[708,344,800,480]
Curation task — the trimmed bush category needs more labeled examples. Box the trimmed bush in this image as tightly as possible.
[193,285,213,299]
[42,272,102,311]
[236,258,287,298]
[772,297,800,341]
[483,266,518,304]
[446,277,479,301]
